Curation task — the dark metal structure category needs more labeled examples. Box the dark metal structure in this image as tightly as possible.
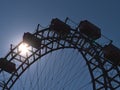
[0,18,120,90]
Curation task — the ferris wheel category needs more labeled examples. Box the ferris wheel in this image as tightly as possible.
[0,18,120,90]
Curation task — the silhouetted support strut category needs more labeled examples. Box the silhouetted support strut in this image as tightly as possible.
[0,18,120,90]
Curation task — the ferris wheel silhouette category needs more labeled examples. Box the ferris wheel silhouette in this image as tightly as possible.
[0,18,120,90]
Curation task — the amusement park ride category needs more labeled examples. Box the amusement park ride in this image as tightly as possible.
[0,18,120,90]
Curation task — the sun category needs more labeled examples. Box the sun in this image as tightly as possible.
[19,43,29,55]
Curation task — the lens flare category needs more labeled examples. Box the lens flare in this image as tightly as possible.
[19,43,29,55]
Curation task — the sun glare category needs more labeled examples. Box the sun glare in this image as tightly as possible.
[19,43,29,55]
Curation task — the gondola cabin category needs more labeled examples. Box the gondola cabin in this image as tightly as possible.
[23,32,41,49]
[79,20,101,40]
[103,44,120,65]
[0,58,16,73]
[50,18,71,36]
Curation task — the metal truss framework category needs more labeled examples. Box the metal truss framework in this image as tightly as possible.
[0,27,120,90]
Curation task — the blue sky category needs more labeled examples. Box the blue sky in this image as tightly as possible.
[0,0,120,56]
[0,0,120,89]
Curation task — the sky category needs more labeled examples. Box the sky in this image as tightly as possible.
[0,0,120,56]
[0,0,120,90]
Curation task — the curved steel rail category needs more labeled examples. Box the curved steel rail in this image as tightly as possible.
[0,27,120,90]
